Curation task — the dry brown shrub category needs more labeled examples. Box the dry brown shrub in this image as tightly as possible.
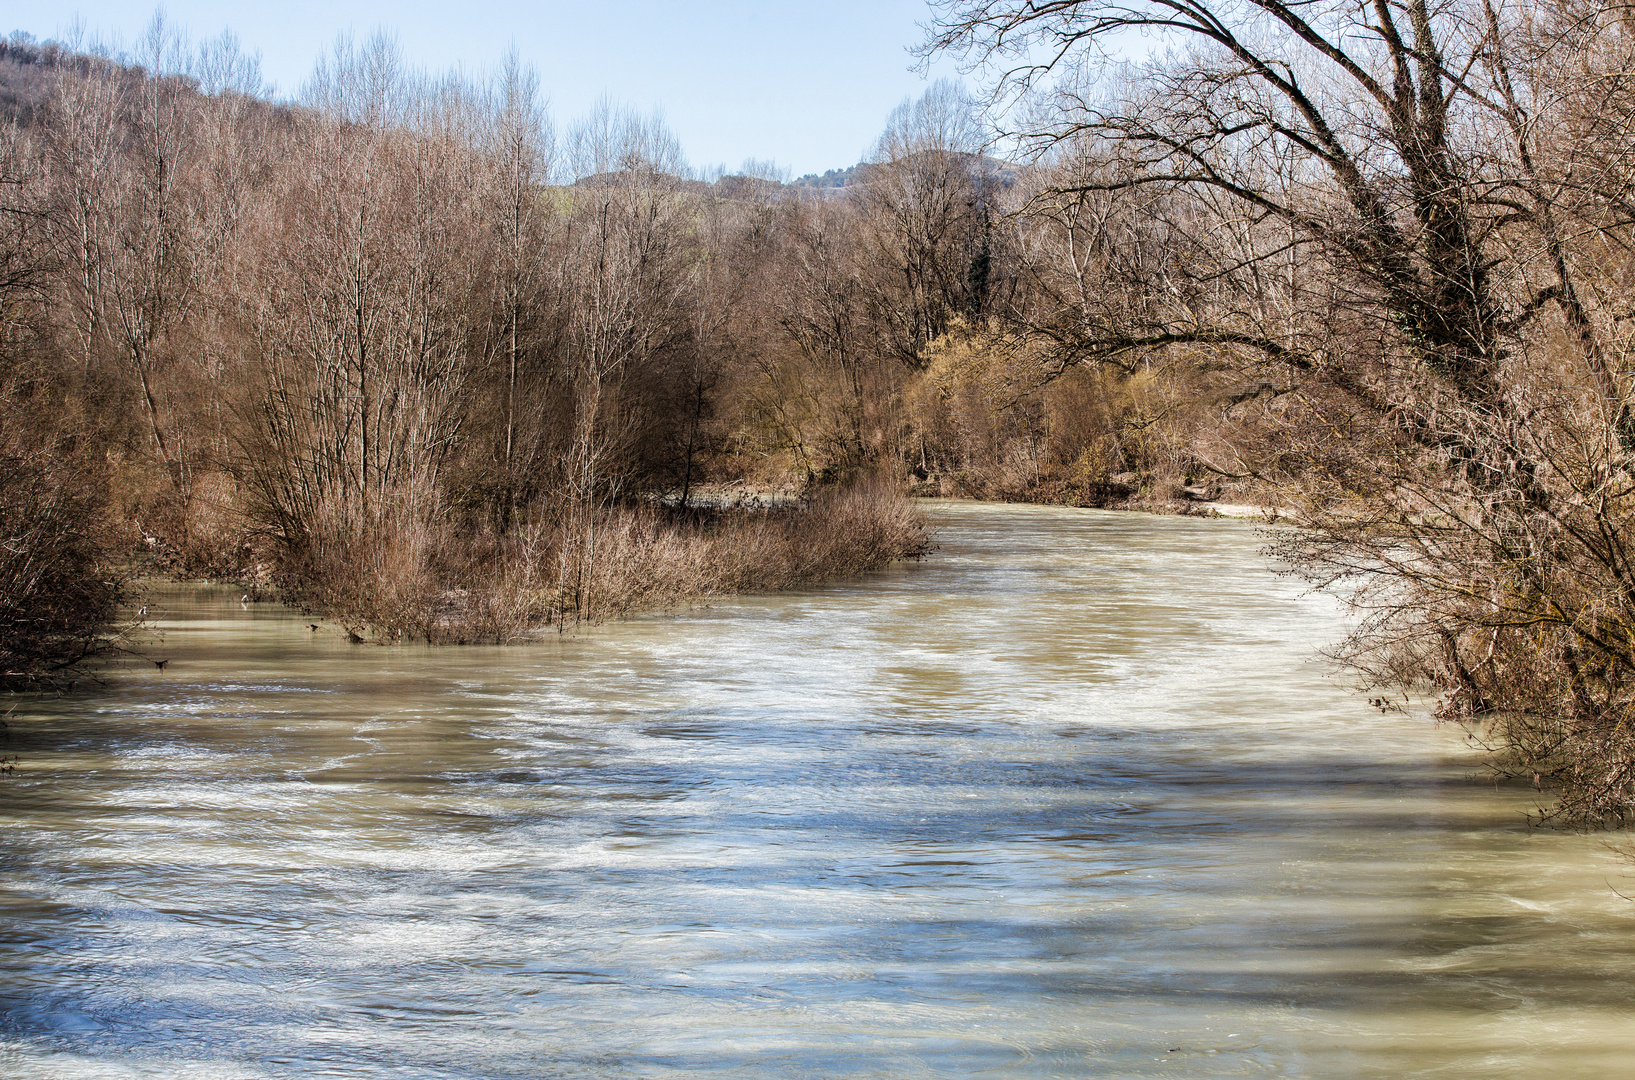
[276,499,443,641]
[278,475,929,643]
[0,391,125,685]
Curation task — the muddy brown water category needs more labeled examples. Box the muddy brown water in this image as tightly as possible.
[2,502,1632,1078]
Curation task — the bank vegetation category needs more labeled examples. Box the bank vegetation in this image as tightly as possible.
[0,25,941,674]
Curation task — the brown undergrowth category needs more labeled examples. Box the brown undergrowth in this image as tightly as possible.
[277,475,929,643]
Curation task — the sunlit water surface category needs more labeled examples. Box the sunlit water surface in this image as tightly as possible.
[3,502,1633,1079]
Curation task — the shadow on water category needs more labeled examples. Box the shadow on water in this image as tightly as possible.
[2,503,1634,1078]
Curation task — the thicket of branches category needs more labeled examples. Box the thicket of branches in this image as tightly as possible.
[923,0,1635,824]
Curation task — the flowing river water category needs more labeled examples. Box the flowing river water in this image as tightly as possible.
[3,501,1634,1079]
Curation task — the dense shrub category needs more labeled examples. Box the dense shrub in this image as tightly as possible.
[0,401,124,686]
[276,474,929,643]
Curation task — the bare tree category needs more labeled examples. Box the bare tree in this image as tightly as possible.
[0,118,123,683]
[476,47,555,518]
[241,35,479,575]
[855,79,993,364]
[550,102,696,616]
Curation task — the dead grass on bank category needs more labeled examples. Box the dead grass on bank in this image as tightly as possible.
[280,475,929,643]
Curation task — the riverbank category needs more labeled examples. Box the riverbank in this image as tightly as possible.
[908,470,1286,522]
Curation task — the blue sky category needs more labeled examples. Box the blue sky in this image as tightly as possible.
[5,0,971,177]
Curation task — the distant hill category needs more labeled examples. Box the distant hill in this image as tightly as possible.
[792,164,863,190]
[573,154,1021,205]
[0,34,59,126]
[793,155,1020,193]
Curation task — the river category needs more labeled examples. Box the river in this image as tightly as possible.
[2,501,1632,1078]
